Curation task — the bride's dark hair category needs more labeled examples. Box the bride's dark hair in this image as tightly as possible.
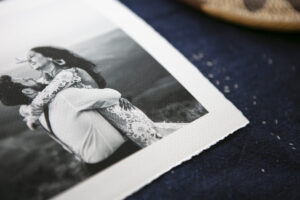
[0,75,32,106]
[31,46,106,88]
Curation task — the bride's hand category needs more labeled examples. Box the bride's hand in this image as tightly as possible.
[19,105,30,117]
[19,106,39,130]
[119,98,135,111]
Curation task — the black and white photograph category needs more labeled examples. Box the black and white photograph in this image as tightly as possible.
[0,1,209,199]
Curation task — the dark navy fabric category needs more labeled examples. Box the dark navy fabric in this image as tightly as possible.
[120,0,300,199]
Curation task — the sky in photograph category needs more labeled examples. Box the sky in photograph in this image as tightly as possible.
[0,0,117,74]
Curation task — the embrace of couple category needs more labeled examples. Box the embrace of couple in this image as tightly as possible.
[0,46,185,173]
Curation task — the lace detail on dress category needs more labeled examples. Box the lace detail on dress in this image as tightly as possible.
[32,68,81,107]
[99,105,163,147]
[21,68,92,124]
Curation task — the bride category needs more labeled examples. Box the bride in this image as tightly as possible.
[20,46,186,148]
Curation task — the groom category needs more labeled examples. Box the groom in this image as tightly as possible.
[0,75,139,174]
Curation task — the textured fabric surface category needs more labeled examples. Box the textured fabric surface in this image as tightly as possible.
[120,0,300,199]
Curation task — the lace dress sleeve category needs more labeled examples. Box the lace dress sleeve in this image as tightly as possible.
[21,68,81,126]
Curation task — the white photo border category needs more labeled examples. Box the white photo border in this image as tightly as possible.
[43,0,250,199]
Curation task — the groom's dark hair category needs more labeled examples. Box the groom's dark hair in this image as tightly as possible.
[0,75,31,106]
[0,75,46,106]
[31,46,107,88]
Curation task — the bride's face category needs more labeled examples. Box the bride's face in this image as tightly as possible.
[27,51,51,71]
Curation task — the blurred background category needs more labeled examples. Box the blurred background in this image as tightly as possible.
[1,0,299,200]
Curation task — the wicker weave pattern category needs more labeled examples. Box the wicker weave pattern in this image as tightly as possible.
[182,0,300,31]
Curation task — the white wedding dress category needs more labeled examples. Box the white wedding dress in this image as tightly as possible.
[22,67,186,148]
